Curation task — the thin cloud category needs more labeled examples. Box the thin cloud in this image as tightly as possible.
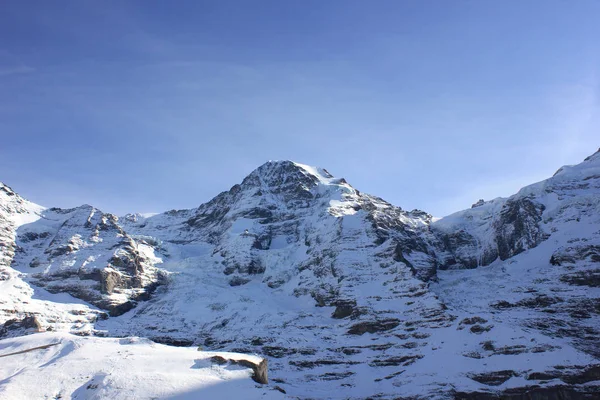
[0,65,35,77]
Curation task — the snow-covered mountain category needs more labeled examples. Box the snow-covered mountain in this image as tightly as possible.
[1,152,599,399]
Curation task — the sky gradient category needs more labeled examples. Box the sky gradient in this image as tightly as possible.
[1,1,598,217]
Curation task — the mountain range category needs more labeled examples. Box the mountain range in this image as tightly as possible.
[1,150,599,399]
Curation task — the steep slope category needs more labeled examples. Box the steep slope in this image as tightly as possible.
[0,182,44,274]
[432,149,600,269]
[11,205,166,316]
[0,185,166,340]
[0,184,97,337]
[432,149,600,360]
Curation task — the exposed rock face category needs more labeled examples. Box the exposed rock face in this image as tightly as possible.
[431,196,548,270]
[432,149,600,271]
[494,197,548,260]
[210,355,268,384]
[9,205,165,316]
[0,314,42,338]
[0,185,165,319]
[0,183,43,273]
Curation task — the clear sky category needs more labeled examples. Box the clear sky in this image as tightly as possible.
[1,1,598,217]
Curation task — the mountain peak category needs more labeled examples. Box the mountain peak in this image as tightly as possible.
[245,160,348,189]
[238,160,349,199]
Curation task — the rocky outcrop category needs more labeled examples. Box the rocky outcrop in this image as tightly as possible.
[8,205,165,316]
[432,196,548,270]
[0,315,42,338]
[210,355,268,384]
[493,197,548,260]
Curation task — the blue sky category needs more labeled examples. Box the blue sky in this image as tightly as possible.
[1,1,598,217]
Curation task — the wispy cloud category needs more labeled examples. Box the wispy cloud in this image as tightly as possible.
[0,65,35,77]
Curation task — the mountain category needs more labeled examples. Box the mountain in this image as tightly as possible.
[431,149,600,359]
[1,153,599,399]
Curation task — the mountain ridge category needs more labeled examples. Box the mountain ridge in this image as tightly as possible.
[1,150,599,399]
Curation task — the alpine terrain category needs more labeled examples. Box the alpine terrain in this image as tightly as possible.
[1,151,599,399]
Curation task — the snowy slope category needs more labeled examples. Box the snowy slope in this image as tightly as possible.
[431,149,600,359]
[0,184,164,339]
[432,149,600,269]
[0,332,284,400]
[11,205,166,316]
[1,153,600,399]
[0,182,44,273]
[0,184,104,337]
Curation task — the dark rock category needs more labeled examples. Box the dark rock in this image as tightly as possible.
[319,371,354,381]
[526,370,562,381]
[470,324,493,334]
[454,385,600,400]
[492,345,528,356]
[250,337,265,346]
[273,386,286,394]
[560,269,600,287]
[331,300,357,319]
[229,276,250,286]
[261,346,297,358]
[100,269,122,294]
[209,355,269,384]
[471,199,485,208]
[210,355,228,365]
[347,319,401,335]
[0,314,42,338]
[560,365,600,384]
[481,341,495,351]
[150,337,194,347]
[460,316,488,325]
[107,300,136,317]
[491,295,563,310]
[551,245,600,267]
[369,355,423,367]
[494,198,547,261]
[289,359,360,369]
[236,358,268,384]
[469,370,518,386]
[463,351,484,359]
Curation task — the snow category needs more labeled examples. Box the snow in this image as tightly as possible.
[0,332,284,400]
[292,162,336,185]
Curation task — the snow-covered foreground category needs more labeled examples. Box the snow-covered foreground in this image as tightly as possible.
[0,332,284,400]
